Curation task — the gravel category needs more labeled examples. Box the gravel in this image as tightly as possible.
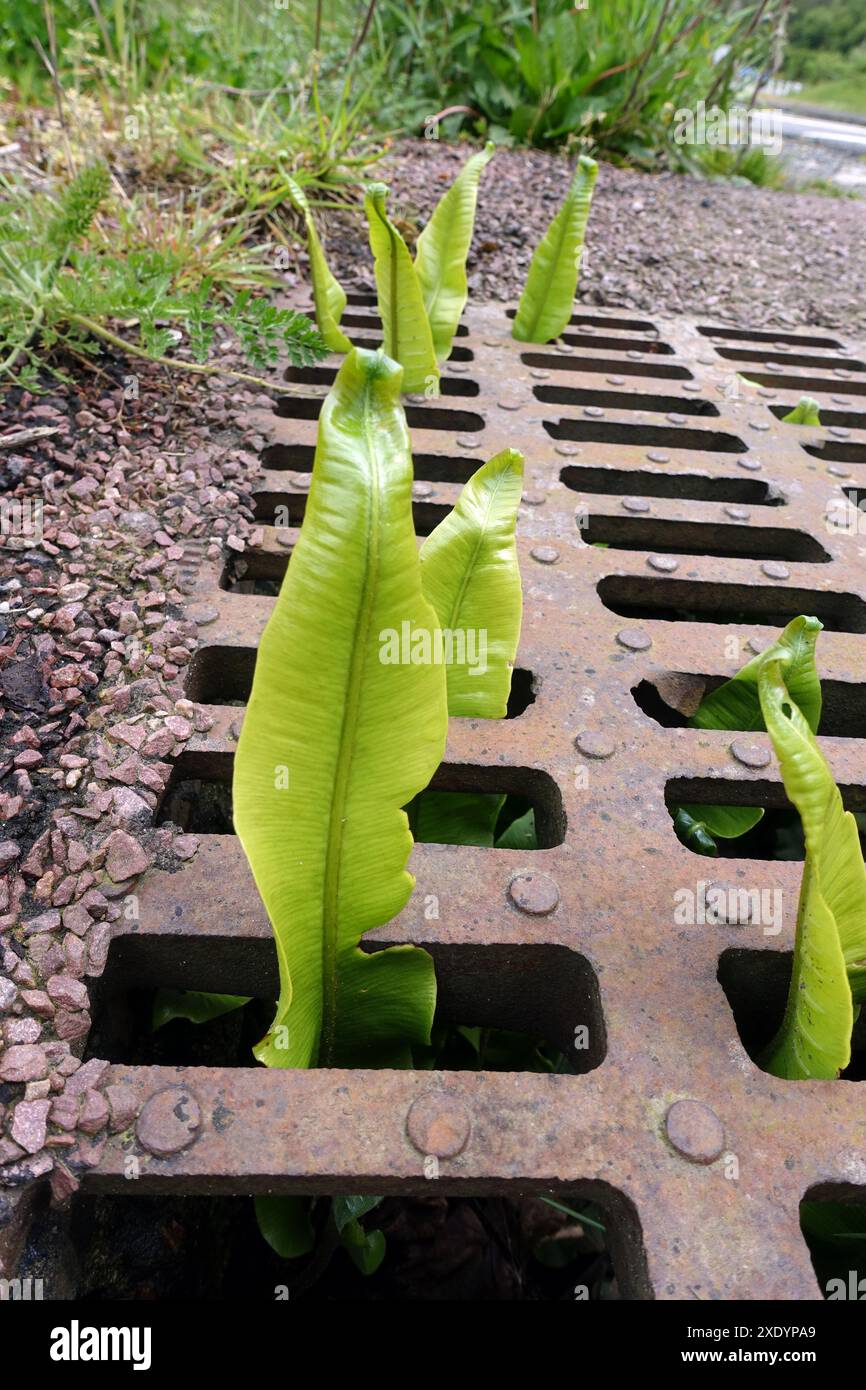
[326,137,866,336]
[0,346,267,1196]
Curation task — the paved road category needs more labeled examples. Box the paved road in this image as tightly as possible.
[777,109,866,152]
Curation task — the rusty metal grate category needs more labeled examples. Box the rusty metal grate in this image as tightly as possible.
[85,301,866,1300]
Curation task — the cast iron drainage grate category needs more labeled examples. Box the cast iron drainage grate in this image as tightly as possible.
[32,304,866,1299]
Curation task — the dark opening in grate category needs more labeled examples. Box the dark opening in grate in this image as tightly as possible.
[698,326,843,349]
[276,396,485,433]
[597,576,866,632]
[720,950,866,1081]
[633,676,866,739]
[185,649,537,717]
[249,490,452,534]
[284,364,481,397]
[581,516,828,562]
[546,420,747,452]
[87,942,605,1078]
[534,386,718,416]
[521,351,690,380]
[156,755,566,846]
[771,404,866,430]
[560,466,782,505]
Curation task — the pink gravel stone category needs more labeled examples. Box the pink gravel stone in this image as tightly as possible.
[49,1163,80,1201]
[11,1099,51,1154]
[54,1009,91,1041]
[4,1018,41,1045]
[61,903,93,936]
[78,1090,109,1135]
[65,1057,109,1095]
[141,730,174,758]
[20,989,54,1018]
[50,1095,80,1131]
[104,830,151,882]
[0,1044,48,1082]
[105,1083,139,1131]
[47,974,90,1010]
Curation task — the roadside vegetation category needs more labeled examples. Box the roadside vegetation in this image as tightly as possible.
[783,0,866,114]
[0,0,831,394]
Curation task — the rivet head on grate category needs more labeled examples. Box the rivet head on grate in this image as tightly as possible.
[482,337,502,347]
[522,492,546,506]
[406,1093,471,1159]
[667,413,687,425]
[275,530,293,548]
[583,406,605,418]
[508,872,560,916]
[136,1086,202,1157]
[682,383,702,393]
[456,435,480,449]
[730,739,771,769]
[749,420,771,431]
[762,561,789,580]
[447,363,468,374]
[555,443,579,457]
[616,627,652,651]
[574,732,616,760]
[530,369,550,379]
[706,880,753,924]
[828,465,850,478]
[531,546,560,565]
[747,636,771,654]
[757,388,777,398]
[606,375,625,386]
[648,554,678,573]
[724,506,749,521]
[292,474,311,491]
[665,1099,724,1165]
[646,450,669,464]
[413,481,433,498]
[497,399,522,411]
[189,605,219,626]
[830,427,851,439]
[765,362,782,372]
[834,368,851,378]
[622,497,650,513]
[831,396,850,406]
[627,351,644,360]
[696,356,715,366]
[738,457,762,471]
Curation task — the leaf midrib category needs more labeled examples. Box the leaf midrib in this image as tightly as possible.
[319,376,382,1065]
[443,466,511,633]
